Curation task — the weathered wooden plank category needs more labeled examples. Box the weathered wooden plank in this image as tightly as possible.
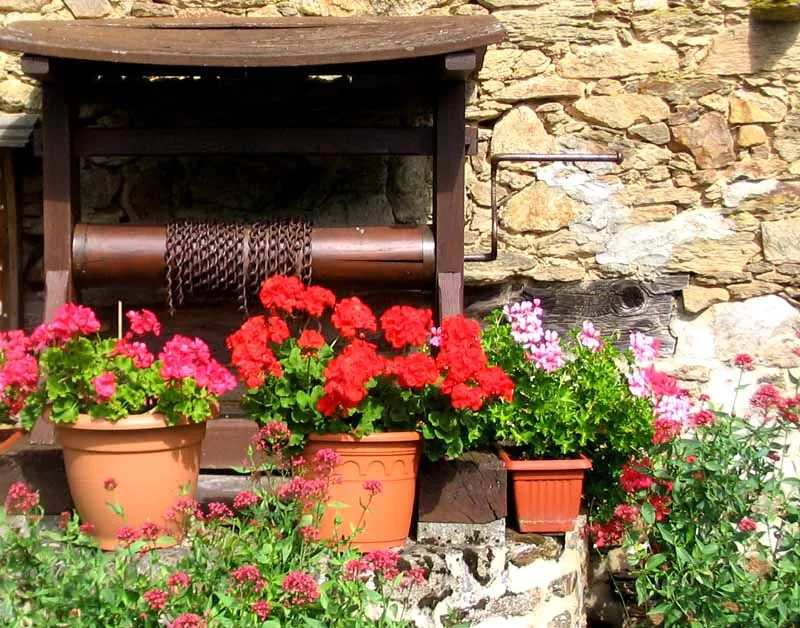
[465,276,689,354]
[0,17,505,68]
[417,451,507,524]
[2,149,22,329]
[433,79,466,319]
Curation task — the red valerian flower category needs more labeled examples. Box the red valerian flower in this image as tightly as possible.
[142,589,169,611]
[252,600,271,620]
[116,525,139,545]
[231,565,266,591]
[167,571,191,590]
[58,511,71,529]
[79,522,95,534]
[620,460,654,493]
[169,614,206,628]
[259,275,306,314]
[303,285,336,318]
[252,420,292,454]
[689,409,715,428]
[362,479,384,496]
[297,329,325,353]
[317,339,385,415]
[343,558,370,581]
[650,494,671,521]
[299,525,321,542]
[750,384,783,411]
[104,477,117,491]
[126,309,161,336]
[312,448,342,474]
[732,353,755,371]
[282,571,320,606]
[400,567,427,588]
[331,297,377,338]
[613,503,640,523]
[205,502,235,521]
[4,481,39,514]
[652,417,682,444]
[380,306,434,349]
[277,477,327,507]
[387,353,439,389]
[138,521,161,541]
[588,518,625,548]
[233,490,260,511]
[737,516,757,532]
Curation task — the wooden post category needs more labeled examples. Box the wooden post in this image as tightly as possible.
[433,76,467,320]
[2,149,23,330]
[31,60,80,445]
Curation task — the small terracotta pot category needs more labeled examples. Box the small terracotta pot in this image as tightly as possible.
[55,413,206,550]
[0,426,25,454]
[304,431,421,551]
[499,447,591,533]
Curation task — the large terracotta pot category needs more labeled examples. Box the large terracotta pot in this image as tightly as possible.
[304,431,421,551]
[55,413,206,550]
[499,448,591,533]
[0,426,24,454]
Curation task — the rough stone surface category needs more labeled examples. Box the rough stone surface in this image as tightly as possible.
[682,285,730,314]
[416,520,507,547]
[495,76,584,102]
[629,122,670,145]
[762,218,800,264]
[573,94,669,129]
[0,0,48,10]
[131,2,177,16]
[737,125,768,147]
[64,0,111,18]
[559,43,680,78]
[491,105,553,155]
[672,112,736,169]
[729,91,788,124]
[502,181,583,233]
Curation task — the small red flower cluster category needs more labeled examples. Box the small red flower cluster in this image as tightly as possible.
[167,571,191,591]
[169,613,206,628]
[142,588,169,611]
[4,481,39,514]
[231,565,267,591]
[281,571,320,606]
[233,490,260,511]
[251,599,271,620]
[362,479,384,496]
[380,305,433,349]
[343,549,414,583]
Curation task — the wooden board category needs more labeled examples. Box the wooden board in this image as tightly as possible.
[0,17,505,68]
[417,451,507,524]
[465,275,689,354]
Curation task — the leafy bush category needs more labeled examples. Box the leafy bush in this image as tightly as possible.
[480,300,655,501]
[0,421,425,627]
[602,358,800,627]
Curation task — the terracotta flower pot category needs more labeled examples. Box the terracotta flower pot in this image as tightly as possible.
[0,426,24,454]
[55,413,206,550]
[304,431,421,551]
[499,447,591,533]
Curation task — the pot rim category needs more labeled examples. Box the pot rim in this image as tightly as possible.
[53,412,207,432]
[0,427,25,453]
[308,431,421,443]
[498,446,592,471]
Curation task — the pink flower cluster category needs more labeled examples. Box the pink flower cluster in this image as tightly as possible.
[232,490,260,511]
[578,321,604,352]
[629,332,660,368]
[231,565,266,591]
[111,337,154,368]
[504,300,569,373]
[126,309,161,336]
[30,304,101,350]
[158,335,237,396]
[4,481,39,514]
[0,330,38,417]
[281,571,320,606]
[277,477,327,506]
[143,589,169,611]
[169,614,206,628]
[92,372,116,401]
[529,329,565,373]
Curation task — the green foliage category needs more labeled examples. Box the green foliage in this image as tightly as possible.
[480,309,654,498]
[621,398,800,626]
[0,445,422,627]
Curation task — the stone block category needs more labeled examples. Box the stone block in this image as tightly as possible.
[416,519,506,546]
[573,94,669,129]
[762,217,800,263]
[729,90,787,124]
[559,43,679,79]
[672,112,735,169]
[682,285,730,314]
[64,0,111,18]
[418,451,507,524]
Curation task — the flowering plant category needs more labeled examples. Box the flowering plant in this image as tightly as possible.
[0,421,427,627]
[0,304,236,430]
[480,300,655,496]
[594,358,800,627]
[226,275,514,460]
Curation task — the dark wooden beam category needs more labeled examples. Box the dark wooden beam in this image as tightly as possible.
[433,79,466,320]
[74,127,480,156]
[33,64,80,445]
[1,149,22,329]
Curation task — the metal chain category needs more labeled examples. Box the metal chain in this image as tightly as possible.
[164,219,312,315]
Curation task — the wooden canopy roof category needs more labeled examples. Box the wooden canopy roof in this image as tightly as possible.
[0,16,505,68]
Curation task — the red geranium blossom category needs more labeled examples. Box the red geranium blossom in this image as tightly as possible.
[387,353,439,389]
[259,275,306,314]
[380,306,433,349]
[331,297,377,338]
[317,339,385,416]
[303,285,336,317]
[297,329,325,353]
[620,460,654,493]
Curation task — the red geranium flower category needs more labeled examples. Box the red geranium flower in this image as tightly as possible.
[331,297,377,338]
[303,285,336,318]
[380,306,433,349]
[298,329,325,353]
[388,353,439,389]
[259,275,306,314]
